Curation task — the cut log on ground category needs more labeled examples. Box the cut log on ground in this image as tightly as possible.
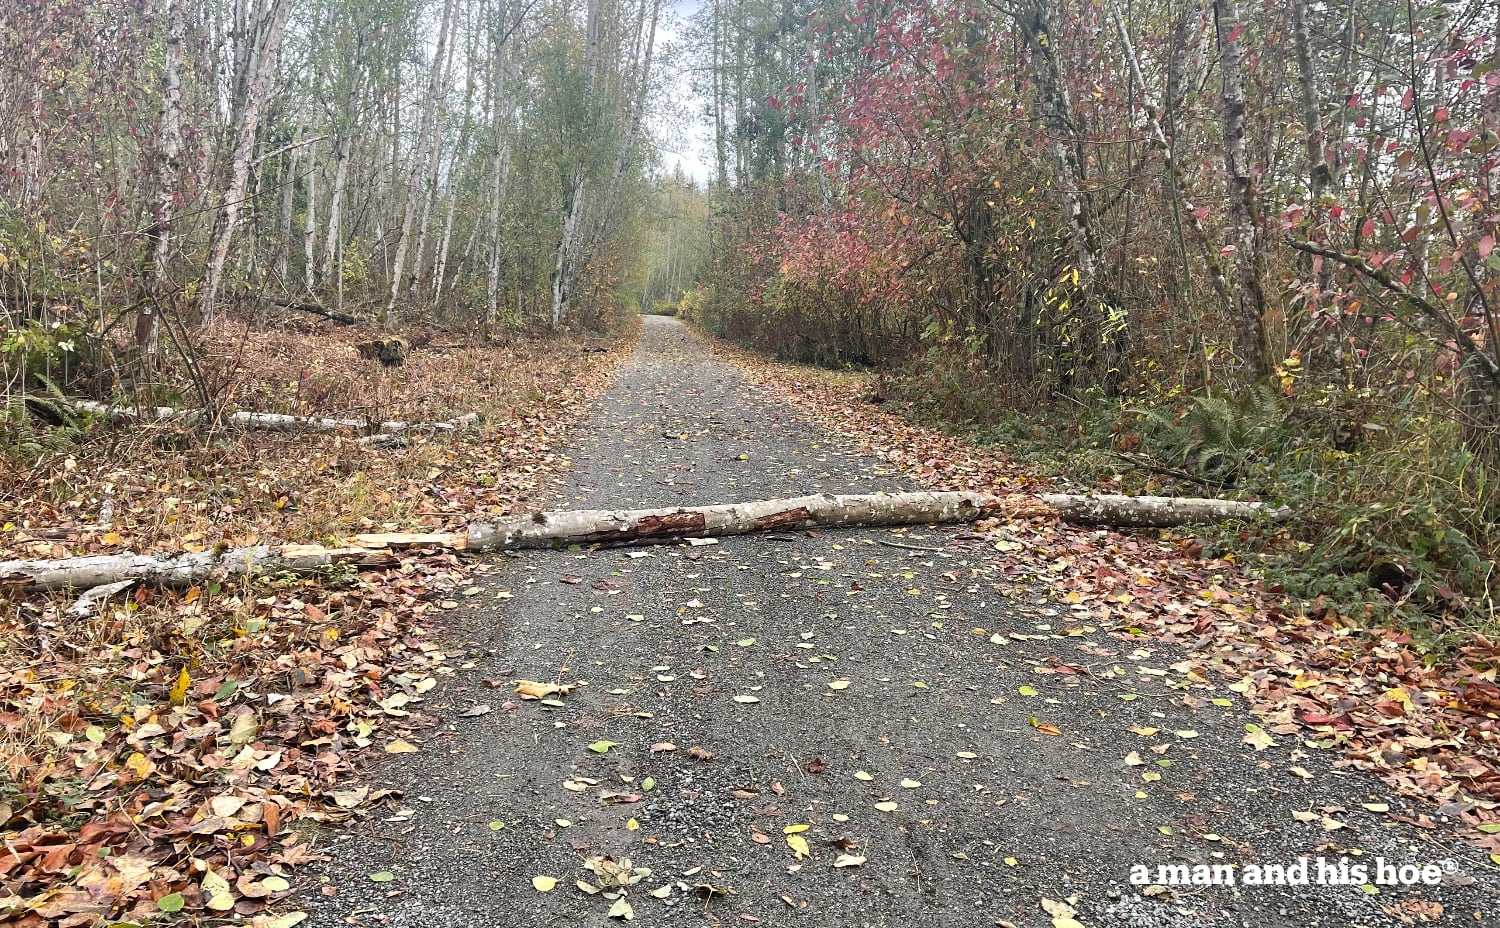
[58,400,479,436]
[1,492,1286,594]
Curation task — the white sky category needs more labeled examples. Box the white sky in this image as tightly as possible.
[653,0,714,183]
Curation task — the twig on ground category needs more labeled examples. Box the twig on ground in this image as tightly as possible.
[876,539,948,553]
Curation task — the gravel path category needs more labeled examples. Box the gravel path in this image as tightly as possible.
[310,317,1495,928]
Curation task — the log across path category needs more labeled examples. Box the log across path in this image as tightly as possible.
[2,491,1286,593]
[299,317,1492,927]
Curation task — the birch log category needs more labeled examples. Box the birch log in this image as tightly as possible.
[1,536,459,594]
[464,491,1286,552]
[63,401,479,435]
[1,492,1287,593]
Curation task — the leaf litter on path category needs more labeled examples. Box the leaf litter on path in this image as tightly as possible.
[720,339,1500,845]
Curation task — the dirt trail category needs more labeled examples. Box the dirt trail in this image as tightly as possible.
[310,317,1494,928]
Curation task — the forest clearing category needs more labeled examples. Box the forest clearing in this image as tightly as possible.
[3,0,1500,926]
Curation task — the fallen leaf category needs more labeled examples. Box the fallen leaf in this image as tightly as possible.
[532,875,558,892]
[607,897,634,919]
[514,680,572,700]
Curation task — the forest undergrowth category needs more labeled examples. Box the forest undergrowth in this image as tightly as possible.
[0,312,636,926]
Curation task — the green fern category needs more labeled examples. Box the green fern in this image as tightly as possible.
[1133,385,1287,481]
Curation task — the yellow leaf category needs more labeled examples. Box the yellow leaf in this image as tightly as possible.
[626,818,639,831]
[385,739,419,754]
[786,835,810,859]
[532,875,558,892]
[101,531,123,546]
[169,667,192,706]
[125,751,155,781]
[783,823,810,834]
[202,869,234,911]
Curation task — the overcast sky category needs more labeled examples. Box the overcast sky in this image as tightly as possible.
[653,0,714,183]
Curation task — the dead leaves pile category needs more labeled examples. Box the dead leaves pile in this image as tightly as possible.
[725,343,1500,848]
[0,554,478,925]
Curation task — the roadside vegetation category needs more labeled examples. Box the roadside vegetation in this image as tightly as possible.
[675,0,1500,640]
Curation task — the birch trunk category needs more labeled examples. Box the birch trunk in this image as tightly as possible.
[140,0,186,357]
[548,0,601,329]
[589,0,660,255]
[1212,0,1270,378]
[275,139,297,283]
[1014,0,1098,290]
[466,492,1287,552]
[320,135,349,284]
[302,135,318,290]
[551,173,588,329]
[63,400,479,435]
[199,0,292,320]
[431,20,474,307]
[1288,0,1331,202]
[388,0,457,317]
[484,5,514,325]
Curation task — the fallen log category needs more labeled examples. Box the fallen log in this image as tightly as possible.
[62,401,479,436]
[464,491,1286,552]
[1,492,1286,593]
[272,298,358,324]
[0,537,459,594]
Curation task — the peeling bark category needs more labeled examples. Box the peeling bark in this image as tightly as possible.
[464,491,1287,552]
